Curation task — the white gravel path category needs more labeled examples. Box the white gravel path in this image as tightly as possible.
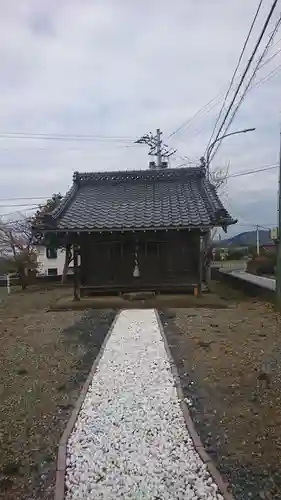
[65,309,224,500]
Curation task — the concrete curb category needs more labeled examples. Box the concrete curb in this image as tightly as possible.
[213,268,275,303]
[54,312,120,500]
[154,309,236,500]
[48,295,231,313]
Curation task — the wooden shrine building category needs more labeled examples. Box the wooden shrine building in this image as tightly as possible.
[34,166,235,298]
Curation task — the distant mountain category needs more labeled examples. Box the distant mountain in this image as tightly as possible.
[215,230,272,247]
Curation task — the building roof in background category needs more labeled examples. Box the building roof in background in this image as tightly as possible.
[38,167,236,232]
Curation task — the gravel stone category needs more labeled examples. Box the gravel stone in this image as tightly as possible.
[65,309,224,499]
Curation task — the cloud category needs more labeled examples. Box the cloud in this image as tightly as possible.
[0,0,280,234]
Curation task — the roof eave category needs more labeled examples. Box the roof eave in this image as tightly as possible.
[219,217,238,233]
[32,224,230,234]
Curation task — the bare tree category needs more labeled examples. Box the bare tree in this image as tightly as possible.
[210,161,229,192]
[32,193,73,283]
[33,193,63,222]
[209,161,229,242]
[60,243,73,284]
[0,216,38,289]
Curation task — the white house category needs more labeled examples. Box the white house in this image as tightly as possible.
[36,246,71,276]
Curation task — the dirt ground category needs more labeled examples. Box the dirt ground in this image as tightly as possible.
[161,283,281,500]
[0,285,115,500]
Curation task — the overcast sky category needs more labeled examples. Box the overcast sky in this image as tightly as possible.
[0,0,280,236]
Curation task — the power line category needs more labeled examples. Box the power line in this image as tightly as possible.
[0,203,39,208]
[168,47,281,149]
[172,66,279,148]
[167,89,225,139]
[186,55,281,146]
[206,0,264,155]
[0,208,37,222]
[234,222,275,229]
[0,144,141,154]
[211,13,281,162]
[0,143,140,152]
[168,24,281,147]
[0,196,49,202]
[0,131,136,139]
[218,193,276,231]
[172,46,281,146]
[254,59,281,89]
[175,100,225,143]
[227,163,278,179]
[0,132,136,143]
[207,0,279,160]
[171,158,277,178]
[258,44,281,70]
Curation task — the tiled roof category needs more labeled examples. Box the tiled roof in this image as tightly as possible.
[43,167,235,231]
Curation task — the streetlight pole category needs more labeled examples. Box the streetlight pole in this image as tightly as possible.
[205,127,256,178]
[203,126,255,287]
[276,130,281,309]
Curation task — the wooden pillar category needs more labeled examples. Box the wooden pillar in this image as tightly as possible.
[198,234,203,295]
[73,244,80,301]
[205,230,212,286]
[201,231,207,285]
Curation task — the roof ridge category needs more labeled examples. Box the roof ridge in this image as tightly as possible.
[49,183,78,221]
[73,167,205,185]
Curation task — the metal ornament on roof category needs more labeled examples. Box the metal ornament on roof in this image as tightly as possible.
[133,241,140,278]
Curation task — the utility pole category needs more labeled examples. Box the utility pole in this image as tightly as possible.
[276,130,281,308]
[256,225,260,256]
[135,129,177,168]
[156,128,162,168]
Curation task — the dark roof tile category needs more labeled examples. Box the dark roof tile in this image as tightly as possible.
[44,167,235,231]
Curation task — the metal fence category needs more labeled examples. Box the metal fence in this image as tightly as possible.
[0,274,19,300]
[212,260,247,272]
